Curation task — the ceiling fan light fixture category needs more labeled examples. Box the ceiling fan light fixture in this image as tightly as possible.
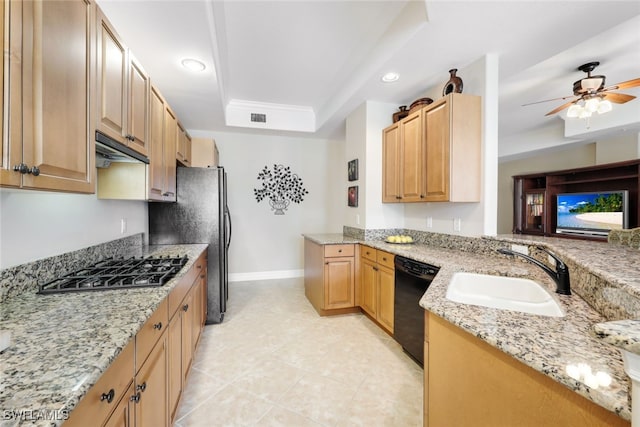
[584,97,600,113]
[181,58,206,72]
[597,99,613,114]
[566,104,581,118]
[578,108,592,119]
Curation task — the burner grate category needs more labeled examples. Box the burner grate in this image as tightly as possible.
[38,255,188,294]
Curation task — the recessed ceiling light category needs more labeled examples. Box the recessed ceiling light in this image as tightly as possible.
[181,58,206,72]
[381,72,399,83]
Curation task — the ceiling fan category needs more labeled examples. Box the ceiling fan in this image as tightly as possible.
[524,62,640,118]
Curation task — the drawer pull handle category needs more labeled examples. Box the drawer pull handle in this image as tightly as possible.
[136,382,147,393]
[130,392,141,403]
[183,304,189,312]
[100,389,115,404]
[153,322,163,330]
[383,257,387,261]
[338,249,342,253]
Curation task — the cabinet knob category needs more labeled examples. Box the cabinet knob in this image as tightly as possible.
[130,392,141,403]
[29,166,40,176]
[396,196,401,200]
[383,257,387,261]
[420,194,425,198]
[136,382,147,393]
[338,249,342,253]
[100,389,115,404]
[153,322,163,330]
[183,304,189,312]
[13,163,29,174]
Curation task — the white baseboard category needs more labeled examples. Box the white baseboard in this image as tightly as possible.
[228,269,304,282]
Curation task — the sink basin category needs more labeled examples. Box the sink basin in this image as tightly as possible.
[445,272,564,317]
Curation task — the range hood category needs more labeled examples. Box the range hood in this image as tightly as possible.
[95,131,149,168]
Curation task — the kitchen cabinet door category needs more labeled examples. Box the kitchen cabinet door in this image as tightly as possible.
[148,86,165,201]
[134,333,168,427]
[382,123,400,202]
[324,257,355,309]
[423,100,450,201]
[127,54,149,156]
[96,8,126,146]
[3,0,95,193]
[103,382,134,427]
[167,313,182,424]
[400,110,423,202]
[377,266,395,333]
[181,289,195,386]
[0,1,20,188]
[176,121,191,166]
[360,258,377,318]
[163,106,177,201]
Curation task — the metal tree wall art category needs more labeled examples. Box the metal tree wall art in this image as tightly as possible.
[254,164,309,215]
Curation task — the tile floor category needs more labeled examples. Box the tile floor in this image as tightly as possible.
[174,278,423,427]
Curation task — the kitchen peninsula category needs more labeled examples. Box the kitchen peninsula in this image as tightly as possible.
[304,229,639,425]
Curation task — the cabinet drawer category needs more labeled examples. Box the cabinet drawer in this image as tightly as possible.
[377,250,395,270]
[65,339,134,426]
[324,244,354,258]
[360,245,376,262]
[136,298,168,373]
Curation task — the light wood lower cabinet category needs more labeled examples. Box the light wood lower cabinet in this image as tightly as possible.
[359,246,394,334]
[424,311,630,427]
[133,332,168,427]
[66,251,207,427]
[304,239,358,316]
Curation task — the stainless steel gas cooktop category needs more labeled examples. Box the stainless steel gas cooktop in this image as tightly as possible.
[38,255,188,294]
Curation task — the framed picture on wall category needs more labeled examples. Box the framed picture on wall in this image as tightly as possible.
[348,186,358,207]
[348,159,358,181]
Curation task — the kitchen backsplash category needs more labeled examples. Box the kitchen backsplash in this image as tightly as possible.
[0,233,144,302]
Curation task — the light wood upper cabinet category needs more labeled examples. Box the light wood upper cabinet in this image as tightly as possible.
[382,93,481,203]
[382,109,424,202]
[382,123,400,202]
[1,0,95,193]
[176,121,192,167]
[96,8,149,157]
[163,106,177,201]
[423,93,481,202]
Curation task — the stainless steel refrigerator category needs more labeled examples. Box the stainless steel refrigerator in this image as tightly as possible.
[148,166,231,324]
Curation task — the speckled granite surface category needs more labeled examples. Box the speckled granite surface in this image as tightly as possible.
[0,244,207,427]
[0,233,144,303]
[595,320,640,354]
[304,232,635,421]
[302,233,361,245]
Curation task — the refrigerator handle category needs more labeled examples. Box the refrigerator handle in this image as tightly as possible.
[225,207,232,249]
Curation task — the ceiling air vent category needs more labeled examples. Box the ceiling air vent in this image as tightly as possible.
[250,113,267,123]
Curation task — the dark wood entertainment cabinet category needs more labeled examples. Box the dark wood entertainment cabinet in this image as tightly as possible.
[513,159,639,240]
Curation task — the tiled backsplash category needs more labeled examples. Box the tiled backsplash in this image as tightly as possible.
[0,233,144,302]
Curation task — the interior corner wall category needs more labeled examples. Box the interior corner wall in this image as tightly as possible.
[190,130,342,280]
[0,188,148,269]
[344,103,367,228]
[404,54,498,237]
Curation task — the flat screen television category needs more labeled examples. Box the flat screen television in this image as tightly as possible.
[556,190,628,236]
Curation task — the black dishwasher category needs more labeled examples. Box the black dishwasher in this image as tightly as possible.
[394,256,439,366]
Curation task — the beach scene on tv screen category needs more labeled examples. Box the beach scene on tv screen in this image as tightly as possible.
[557,193,624,230]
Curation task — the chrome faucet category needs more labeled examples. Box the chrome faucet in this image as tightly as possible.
[497,247,571,295]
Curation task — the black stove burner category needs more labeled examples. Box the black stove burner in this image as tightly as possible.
[37,255,189,294]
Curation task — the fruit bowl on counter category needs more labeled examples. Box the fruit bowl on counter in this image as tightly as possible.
[385,235,414,244]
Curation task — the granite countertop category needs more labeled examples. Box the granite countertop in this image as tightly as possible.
[302,233,361,245]
[0,244,208,427]
[304,233,632,421]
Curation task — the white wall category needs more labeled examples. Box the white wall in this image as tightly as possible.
[344,101,403,230]
[189,130,343,280]
[0,188,148,269]
[595,132,640,164]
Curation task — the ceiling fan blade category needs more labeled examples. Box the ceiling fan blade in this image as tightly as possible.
[602,92,636,104]
[602,78,640,91]
[545,99,577,116]
[522,95,575,107]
